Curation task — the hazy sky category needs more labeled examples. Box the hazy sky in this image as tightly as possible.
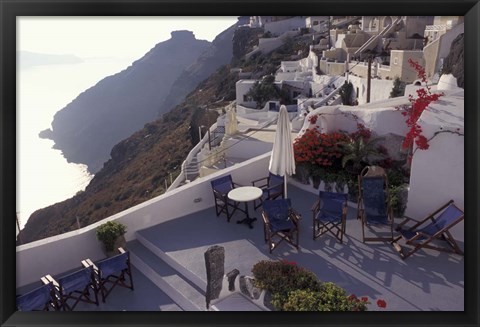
[17,16,239,61]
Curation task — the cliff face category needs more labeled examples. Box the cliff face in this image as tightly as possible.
[157,21,238,117]
[42,31,210,173]
[442,33,464,88]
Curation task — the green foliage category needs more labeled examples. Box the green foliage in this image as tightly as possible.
[390,77,406,98]
[251,260,321,310]
[245,75,283,108]
[339,81,354,105]
[252,260,368,311]
[95,221,127,252]
[386,168,409,217]
[340,136,385,175]
[389,184,406,217]
[283,284,368,311]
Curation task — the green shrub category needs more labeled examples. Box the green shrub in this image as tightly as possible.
[95,221,127,252]
[252,260,371,311]
[252,260,321,309]
[283,284,368,311]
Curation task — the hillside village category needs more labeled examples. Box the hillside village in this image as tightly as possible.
[18,15,464,245]
[187,14,464,212]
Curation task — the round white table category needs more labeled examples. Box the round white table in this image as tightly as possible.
[228,186,262,229]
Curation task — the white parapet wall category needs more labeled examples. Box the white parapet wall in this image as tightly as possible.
[16,153,272,288]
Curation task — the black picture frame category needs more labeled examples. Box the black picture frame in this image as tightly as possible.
[2,1,479,326]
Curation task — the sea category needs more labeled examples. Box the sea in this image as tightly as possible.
[16,57,133,234]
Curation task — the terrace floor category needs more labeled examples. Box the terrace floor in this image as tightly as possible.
[17,183,464,311]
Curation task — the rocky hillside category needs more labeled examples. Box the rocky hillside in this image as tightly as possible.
[40,30,211,174]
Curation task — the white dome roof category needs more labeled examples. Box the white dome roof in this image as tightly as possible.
[437,74,460,91]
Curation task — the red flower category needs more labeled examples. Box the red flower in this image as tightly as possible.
[308,114,318,124]
[376,299,387,308]
[361,297,369,302]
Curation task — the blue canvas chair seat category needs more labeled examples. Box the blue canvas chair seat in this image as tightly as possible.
[269,216,296,232]
[262,199,300,253]
[16,282,57,311]
[357,166,394,242]
[312,191,348,243]
[83,247,134,303]
[392,200,464,259]
[211,175,242,222]
[252,173,285,210]
[46,265,99,311]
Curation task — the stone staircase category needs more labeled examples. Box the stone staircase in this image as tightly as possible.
[127,235,207,311]
[184,157,199,182]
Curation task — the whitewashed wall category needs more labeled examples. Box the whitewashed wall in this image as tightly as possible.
[264,16,306,35]
[405,89,464,240]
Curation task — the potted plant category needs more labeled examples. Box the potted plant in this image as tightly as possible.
[96,221,127,257]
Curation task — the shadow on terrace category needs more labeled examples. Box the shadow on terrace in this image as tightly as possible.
[133,182,464,311]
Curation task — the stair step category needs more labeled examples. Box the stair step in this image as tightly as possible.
[127,240,206,311]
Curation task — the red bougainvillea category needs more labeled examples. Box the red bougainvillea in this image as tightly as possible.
[400,59,443,150]
[308,114,318,124]
[349,123,372,142]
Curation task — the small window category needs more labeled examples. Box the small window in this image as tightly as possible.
[394,57,398,65]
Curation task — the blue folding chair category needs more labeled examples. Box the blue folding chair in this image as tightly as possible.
[211,175,242,222]
[252,172,285,210]
[392,200,464,259]
[83,247,134,302]
[262,199,300,253]
[357,166,394,242]
[312,191,348,243]
[45,265,99,311]
[16,282,57,311]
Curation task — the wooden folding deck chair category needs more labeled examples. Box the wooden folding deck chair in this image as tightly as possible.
[357,166,394,242]
[391,200,464,259]
[210,175,242,222]
[45,265,99,311]
[262,199,300,253]
[312,191,348,243]
[251,172,284,210]
[82,247,134,303]
[16,281,58,311]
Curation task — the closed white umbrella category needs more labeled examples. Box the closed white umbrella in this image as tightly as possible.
[269,105,296,198]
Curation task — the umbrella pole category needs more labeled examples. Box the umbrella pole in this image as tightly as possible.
[284,174,288,198]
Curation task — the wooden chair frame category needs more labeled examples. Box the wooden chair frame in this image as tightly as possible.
[252,173,284,210]
[391,200,464,259]
[45,266,99,311]
[312,191,348,243]
[83,247,134,303]
[357,166,394,242]
[16,281,59,311]
[211,175,244,222]
[262,199,300,253]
